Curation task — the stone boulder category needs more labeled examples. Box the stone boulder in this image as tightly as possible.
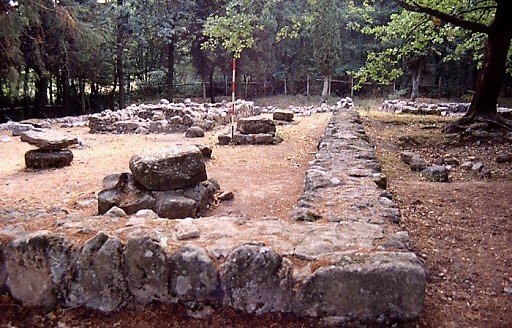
[20,129,78,150]
[4,232,73,308]
[496,154,512,163]
[11,123,35,136]
[237,118,276,135]
[65,232,129,312]
[170,246,221,302]
[25,149,74,169]
[97,173,156,215]
[98,173,219,219]
[0,248,5,294]
[400,151,428,172]
[124,236,172,304]
[220,245,293,314]
[196,145,212,159]
[421,165,449,182]
[129,145,207,191]
[185,126,205,138]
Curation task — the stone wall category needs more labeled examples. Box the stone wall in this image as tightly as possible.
[88,99,259,134]
[380,99,512,117]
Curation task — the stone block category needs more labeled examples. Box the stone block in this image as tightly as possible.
[115,120,142,134]
[20,129,78,150]
[273,111,294,122]
[254,133,275,145]
[153,193,197,219]
[185,126,205,138]
[65,232,129,312]
[220,245,293,314]
[97,173,156,215]
[296,252,425,322]
[25,149,73,169]
[233,133,255,145]
[218,134,232,145]
[237,117,276,134]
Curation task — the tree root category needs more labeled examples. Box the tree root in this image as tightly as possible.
[442,114,512,141]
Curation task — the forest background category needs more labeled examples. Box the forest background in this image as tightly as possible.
[1,0,511,123]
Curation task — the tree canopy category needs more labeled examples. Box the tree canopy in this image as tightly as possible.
[0,0,511,122]
[390,0,512,130]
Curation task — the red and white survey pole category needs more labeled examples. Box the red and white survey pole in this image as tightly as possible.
[231,57,236,139]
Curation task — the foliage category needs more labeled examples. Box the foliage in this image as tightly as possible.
[1,0,511,120]
[202,0,259,59]
[311,0,341,77]
[354,0,511,90]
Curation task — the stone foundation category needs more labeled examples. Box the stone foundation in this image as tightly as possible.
[0,107,425,325]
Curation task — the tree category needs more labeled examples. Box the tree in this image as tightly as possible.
[115,0,129,110]
[202,0,257,59]
[190,0,225,102]
[311,0,341,100]
[353,2,464,101]
[392,0,512,131]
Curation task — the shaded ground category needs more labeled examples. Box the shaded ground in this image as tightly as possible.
[0,102,511,327]
[361,110,512,328]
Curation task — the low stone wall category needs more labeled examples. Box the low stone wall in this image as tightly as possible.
[0,106,425,325]
[380,99,512,117]
[88,99,259,134]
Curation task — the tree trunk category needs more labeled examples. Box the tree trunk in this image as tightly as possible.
[79,77,86,114]
[209,70,215,103]
[167,40,175,102]
[62,74,71,116]
[48,76,53,106]
[409,59,422,102]
[321,76,329,101]
[244,75,249,98]
[23,66,29,109]
[116,0,125,110]
[306,74,310,98]
[465,29,512,119]
[34,72,48,118]
[15,67,22,102]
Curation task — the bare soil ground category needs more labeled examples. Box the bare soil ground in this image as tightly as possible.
[360,110,512,328]
[1,100,511,327]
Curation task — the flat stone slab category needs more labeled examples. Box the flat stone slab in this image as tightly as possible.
[20,129,78,150]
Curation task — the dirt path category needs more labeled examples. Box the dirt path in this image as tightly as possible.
[0,113,331,233]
